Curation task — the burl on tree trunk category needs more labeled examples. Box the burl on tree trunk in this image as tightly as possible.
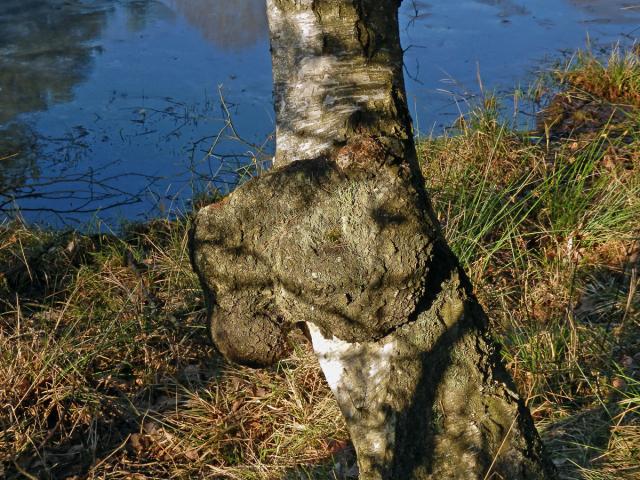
[190,0,557,478]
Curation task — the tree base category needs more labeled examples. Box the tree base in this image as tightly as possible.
[190,138,557,479]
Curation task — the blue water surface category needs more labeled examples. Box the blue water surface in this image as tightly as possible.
[0,0,638,226]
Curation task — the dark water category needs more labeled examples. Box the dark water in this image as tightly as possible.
[0,0,638,226]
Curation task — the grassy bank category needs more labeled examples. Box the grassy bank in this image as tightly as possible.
[1,47,639,479]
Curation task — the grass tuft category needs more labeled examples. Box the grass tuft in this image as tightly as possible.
[560,45,640,105]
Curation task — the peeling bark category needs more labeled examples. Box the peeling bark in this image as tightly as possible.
[190,0,557,478]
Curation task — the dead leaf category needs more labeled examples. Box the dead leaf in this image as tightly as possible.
[129,433,144,454]
[231,399,243,414]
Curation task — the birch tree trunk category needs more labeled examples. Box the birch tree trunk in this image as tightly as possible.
[266,1,555,478]
[191,0,557,478]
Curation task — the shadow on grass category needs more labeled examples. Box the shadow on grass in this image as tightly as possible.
[543,401,640,479]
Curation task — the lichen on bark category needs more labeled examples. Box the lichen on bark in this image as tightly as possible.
[191,137,437,364]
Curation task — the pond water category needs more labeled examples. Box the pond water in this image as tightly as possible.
[0,0,638,226]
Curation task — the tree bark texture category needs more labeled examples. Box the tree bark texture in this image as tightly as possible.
[267,0,413,166]
[190,1,557,478]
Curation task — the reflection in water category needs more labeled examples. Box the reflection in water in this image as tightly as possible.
[123,0,175,33]
[166,0,268,50]
[0,124,39,208]
[0,0,109,124]
[470,0,640,22]
[569,0,640,23]
[0,0,273,221]
[0,0,108,198]
[474,0,530,17]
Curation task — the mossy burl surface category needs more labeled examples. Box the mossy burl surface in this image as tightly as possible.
[190,139,437,367]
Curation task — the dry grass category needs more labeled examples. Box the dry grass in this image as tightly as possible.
[538,45,640,140]
[1,46,640,479]
[420,69,640,477]
[0,221,349,479]
[560,45,640,106]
